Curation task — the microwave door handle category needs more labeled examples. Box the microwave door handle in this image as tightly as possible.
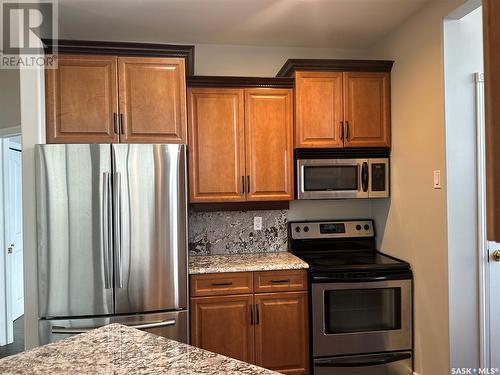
[362,162,369,192]
[315,352,412,368]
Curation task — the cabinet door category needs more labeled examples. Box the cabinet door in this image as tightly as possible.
[45,55,119,143]
[188,88,246,202]
[254,292,309,374]
[295,71,344,148]
[191,294,254,363]
[343,72,391,147]
[118,57,187,143]
[245,88,294,201]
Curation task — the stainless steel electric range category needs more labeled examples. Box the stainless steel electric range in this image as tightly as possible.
[289,220,413,375]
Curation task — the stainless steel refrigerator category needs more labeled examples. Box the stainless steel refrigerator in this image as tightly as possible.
[35,144,188,345]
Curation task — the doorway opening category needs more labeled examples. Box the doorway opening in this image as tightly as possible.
[0,131,24,358]
[444,2,487,371]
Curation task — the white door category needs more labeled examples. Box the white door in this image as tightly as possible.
[6,144,23,321]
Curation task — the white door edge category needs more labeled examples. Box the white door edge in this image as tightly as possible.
[476,72,490,369]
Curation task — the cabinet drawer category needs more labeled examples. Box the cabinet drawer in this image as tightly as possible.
[254,270,307,293]
[190,272,253,297]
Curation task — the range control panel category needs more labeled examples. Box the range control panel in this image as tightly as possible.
[290,220,374,240]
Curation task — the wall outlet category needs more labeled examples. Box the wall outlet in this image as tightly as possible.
[433,170,441,189]
[254,216,262,231]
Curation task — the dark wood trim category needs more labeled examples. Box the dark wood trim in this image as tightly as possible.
[187,75,294,88]
[276,59,394,77]
[189,201,290,212]
[42,39,195,76]
[484,0,500,240]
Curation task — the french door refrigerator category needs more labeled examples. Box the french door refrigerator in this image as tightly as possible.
[35,144,188,345]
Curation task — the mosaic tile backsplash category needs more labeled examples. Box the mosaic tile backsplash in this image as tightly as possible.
[188,210,288,255]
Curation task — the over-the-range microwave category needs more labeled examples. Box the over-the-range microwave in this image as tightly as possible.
[296,149,390,199]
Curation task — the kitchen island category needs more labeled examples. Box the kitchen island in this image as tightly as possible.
[0,323,278,374]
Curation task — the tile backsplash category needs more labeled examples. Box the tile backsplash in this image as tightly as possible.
[188,210,288,256]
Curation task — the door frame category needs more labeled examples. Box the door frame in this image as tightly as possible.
[0,126,22,346]
[475,73,490,369]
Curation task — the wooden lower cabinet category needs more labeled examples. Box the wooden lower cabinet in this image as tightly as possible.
[190,271,309,374]
[190,294,254,363]
[254,292,309,374]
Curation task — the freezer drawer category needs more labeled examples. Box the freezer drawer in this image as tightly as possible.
[314,351,412,375]
[39,310,188,345]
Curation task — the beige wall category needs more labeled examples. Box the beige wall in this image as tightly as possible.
[369,1,465,374]
[0,69,21,129]
[193,43,367,76]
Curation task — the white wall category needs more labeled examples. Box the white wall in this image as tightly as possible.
[0,69,21,129]
[368,0,466,374]
[444,5,483,370]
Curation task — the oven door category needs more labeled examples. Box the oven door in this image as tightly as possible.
[312,279,412,357]
[297,158,369,199]
[314,351,412,375]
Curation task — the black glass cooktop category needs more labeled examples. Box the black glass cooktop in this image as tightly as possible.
[294,250,410,272]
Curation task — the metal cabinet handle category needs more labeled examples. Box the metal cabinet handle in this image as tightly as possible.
[241,176,245,194]
[346,120,350,140]
[247,176,250,194]
[250,305,254,325]
[211,282,233,287]
[113,113,118,134]
[270,279,291,284]
[119,113,125,135]
[340,121,344,141]
[493,250,500,262]
[255,304,260,325]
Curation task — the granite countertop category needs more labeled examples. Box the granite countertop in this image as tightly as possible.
[0,323,278,375]
[189,251,308,274]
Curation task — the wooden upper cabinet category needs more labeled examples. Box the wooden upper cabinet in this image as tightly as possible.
[295,71,344,148]
[245,88,294,201]
[45,55,119,143]
[188,88,245,202]
[343,72,391,147]
[190,294,254,364]
[254,292,309,374]
[118,57,187,143]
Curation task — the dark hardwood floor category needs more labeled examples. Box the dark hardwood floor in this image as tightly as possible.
[0,316,24,358]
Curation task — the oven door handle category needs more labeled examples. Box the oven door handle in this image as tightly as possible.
[315,352,411,368]
[312,273,410,282]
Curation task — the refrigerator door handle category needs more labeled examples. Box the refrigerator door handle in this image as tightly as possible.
[101,172,112,289]
[51,319,176,334]
[113,171,123,288]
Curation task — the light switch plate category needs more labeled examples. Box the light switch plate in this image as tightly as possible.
[433,170,441,189]
[254,216,262,231]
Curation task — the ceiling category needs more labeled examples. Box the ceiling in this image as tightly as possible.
[55,0,432,49]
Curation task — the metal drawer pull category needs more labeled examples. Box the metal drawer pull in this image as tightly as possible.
[211,282,233,287]
[270,279,291,283]
[125,320,176,330]
[51,320,176,334]
[255,304,260,325]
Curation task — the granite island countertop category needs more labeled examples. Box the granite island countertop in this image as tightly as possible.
[0,323,278,375]
[189,251,308,274]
